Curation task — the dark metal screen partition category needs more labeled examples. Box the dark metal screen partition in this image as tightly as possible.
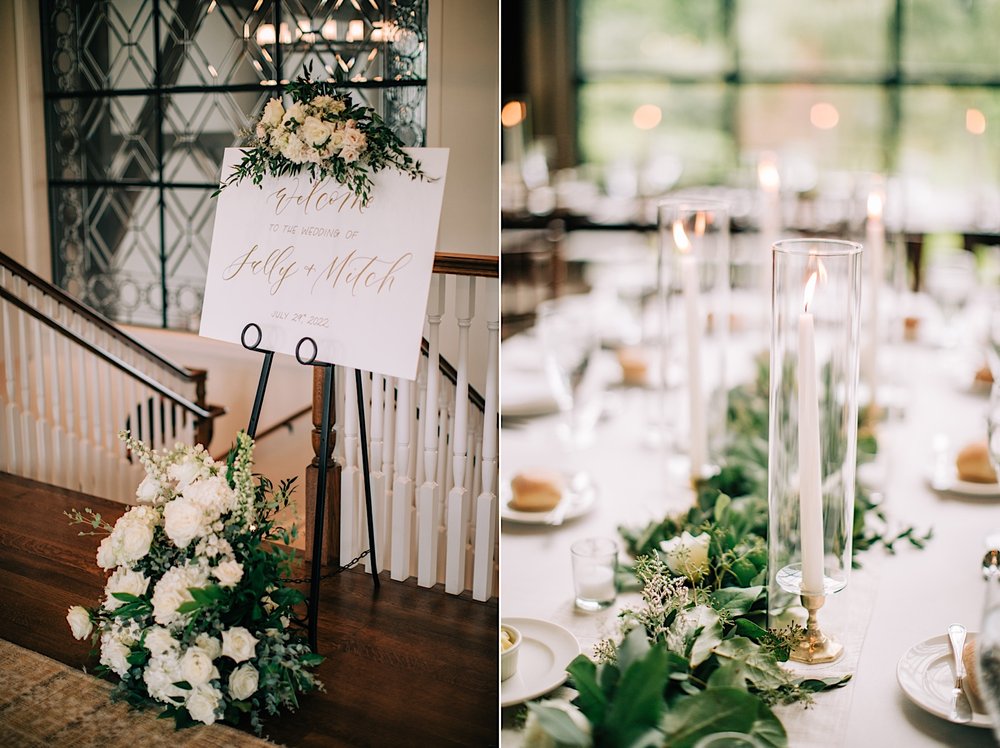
[41,0,427,330]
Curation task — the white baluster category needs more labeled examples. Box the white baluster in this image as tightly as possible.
[44,294,64,487]
[340,368,360,564]
[446,276,476,594]
[365,372,385,573]
[390,378,413,581]
[380,376,396,568]
[14,281,37,481]
[473,284,500,601]
[417,276,445,587]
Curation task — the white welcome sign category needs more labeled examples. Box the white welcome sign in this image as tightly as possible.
[200,147,448,380]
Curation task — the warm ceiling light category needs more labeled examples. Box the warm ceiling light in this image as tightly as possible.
[256,23,276,45]
[346,19,365,42]
[632,104,662,130]
[321,20,337,40]
[967,108,987,135]
[810,102,839,130]
[501,101,527,128]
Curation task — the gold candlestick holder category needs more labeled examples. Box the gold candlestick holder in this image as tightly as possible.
[790,593,843,664]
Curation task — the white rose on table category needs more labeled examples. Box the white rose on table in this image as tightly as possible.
[104,567,150,611]
[213,559,244,588]
[221,626,258,663]
[144,626,177,657]
[660,531,711,583]
[136,474,162,504]
[261,98,284,128]
[66,606,92,640]
[194,632,222,661]
[163,497,205,549]
[181,645,218,686]
[186,683,222,725]
[228,663,259,701]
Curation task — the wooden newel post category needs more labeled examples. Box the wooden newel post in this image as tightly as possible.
[306,366,339,565]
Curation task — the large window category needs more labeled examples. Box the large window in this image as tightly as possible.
[576,0,1000,224]
[42,0,427,329]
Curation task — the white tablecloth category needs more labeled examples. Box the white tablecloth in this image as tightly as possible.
[500,341,999,747]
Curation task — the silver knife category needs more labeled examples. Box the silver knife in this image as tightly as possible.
[947,623,973,723]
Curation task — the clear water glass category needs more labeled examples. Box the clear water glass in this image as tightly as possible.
[924,250,976,347]
[978,548,1000,740]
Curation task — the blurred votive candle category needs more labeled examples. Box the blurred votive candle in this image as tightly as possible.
[571,537,618,611]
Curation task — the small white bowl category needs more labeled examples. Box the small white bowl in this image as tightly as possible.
[500,623,522,681]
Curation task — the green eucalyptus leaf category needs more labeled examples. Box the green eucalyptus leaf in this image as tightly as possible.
[525,704,591,747]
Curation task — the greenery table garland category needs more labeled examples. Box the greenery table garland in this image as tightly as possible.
[523,361,931,747]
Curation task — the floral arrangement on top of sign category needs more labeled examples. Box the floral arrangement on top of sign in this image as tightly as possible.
[65,431,321,734]
[215,64,429,206]
[522,360,931,748]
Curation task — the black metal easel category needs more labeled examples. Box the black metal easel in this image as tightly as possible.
[240,324,380,653]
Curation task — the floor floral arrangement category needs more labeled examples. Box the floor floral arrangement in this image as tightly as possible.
[66,431,321,733]
[523,361,931,747]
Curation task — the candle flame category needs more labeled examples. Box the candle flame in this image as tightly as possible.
[867,192,883,219]
[967,108,987,135]
[672,220,691,253]
[694,210,707,237]
[803,258,827,312]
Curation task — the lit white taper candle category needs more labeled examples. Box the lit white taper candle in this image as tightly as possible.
[799,267,826,595]
[674,218,707,478]
[865,191,884,407]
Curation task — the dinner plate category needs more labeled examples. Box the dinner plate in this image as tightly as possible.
[896,633,992,728]
[500,477,598,525]
[500,618,581,708]
[927,469,1000,498]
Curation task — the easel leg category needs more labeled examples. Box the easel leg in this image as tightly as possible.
[355,368,380,590]
[247,351,274,439]
[307,364,334,653]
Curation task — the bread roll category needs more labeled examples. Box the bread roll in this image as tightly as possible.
[956,442,997,484]
[963,640,986,713]
[976,364,994,386]
[510,469,564,511]
[617,347,650,386]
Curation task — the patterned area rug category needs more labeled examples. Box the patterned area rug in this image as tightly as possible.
[0,639,279,747]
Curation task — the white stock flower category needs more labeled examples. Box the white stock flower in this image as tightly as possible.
[300,116,333,148]
[261,98,284,128]
[660,531,711,583]
[143,650,185,703]
[221,627,258,663]
[167,457,204,490]
[186,683,222,725]
[136,474,162,504]
[100,629,131,676]
[181,646,218,686]
[104,567,150,611]
[213,560,244,588]
[151,563,211,625]
[144,626,178,657]
[163,497,205,549]
[228,663,259,701]
[523,699,591,748]
[66,606,92,640]
[194,633,222,661]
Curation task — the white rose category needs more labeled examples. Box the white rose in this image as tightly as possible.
[340,144,361,164]
[168,457,202,490]
[660,531,711,583]
[213,559,244,588]
[104,567,150,611]
[523,699,591,748]
[221,627,258,663]
[96,536,116,570]
[151,563,210,626]
[194,633,222,661]
[228,663,259,701]
[163,498,205,548]
[261,98,284,128]
[116,518,155,563]
[66,606,92,640]
[283,101,307,125]
[181,646,218,686]
[100,630,131,676]
[185,684,222,725]
[342,126,365,149]
[144,626,177,657]
[326,127,345,154]
[136,474,161,504]
[300,116,333,148]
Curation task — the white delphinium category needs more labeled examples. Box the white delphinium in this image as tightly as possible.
[103,567,150,611]
[151,563,211,625]
[195,534,232,559]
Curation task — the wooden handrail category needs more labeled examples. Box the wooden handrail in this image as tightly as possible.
[432,252,499,279]
[0,251,198,382]
[0,286,221,421]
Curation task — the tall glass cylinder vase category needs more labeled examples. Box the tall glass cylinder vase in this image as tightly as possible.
[767,239,862,660]
[658,199,730,481]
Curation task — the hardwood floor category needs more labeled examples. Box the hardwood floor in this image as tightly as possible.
[0,472,499,747]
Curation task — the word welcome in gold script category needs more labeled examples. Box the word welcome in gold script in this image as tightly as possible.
[222,244,412,297]
[266,179,368,217]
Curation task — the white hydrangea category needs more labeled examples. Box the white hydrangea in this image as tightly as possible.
[144,626,178,657]
[182,475,237,516]
[151,563,211,625]
[280,133,310,164]
[104,567,150,611]
[143,650,186,703]
[99,620,140,677]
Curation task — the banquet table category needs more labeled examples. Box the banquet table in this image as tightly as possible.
[500,330,1000,747]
